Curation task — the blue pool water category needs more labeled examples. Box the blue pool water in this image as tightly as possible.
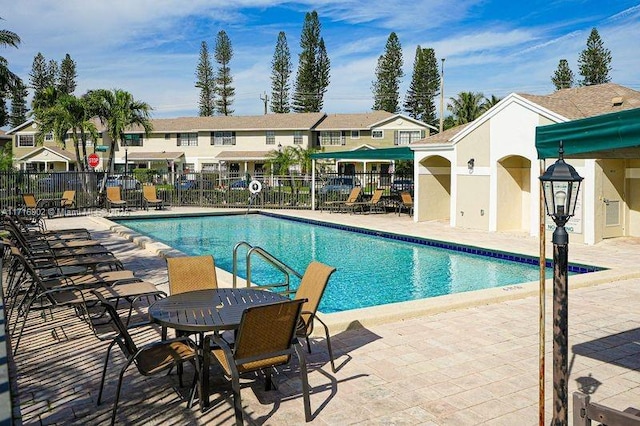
[118,213,585,313]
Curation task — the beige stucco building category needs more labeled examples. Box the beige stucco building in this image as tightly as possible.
[412,83,640,245]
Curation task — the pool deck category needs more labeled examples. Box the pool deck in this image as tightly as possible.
[7,207,640,424]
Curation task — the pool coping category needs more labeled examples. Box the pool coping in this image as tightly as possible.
[95,212,640,335]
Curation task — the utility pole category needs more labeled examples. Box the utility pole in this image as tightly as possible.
[439,58,445,133]
[260,92,269,115]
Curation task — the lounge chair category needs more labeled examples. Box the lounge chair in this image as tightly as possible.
[166,255,218,294]
[60,190,77,215]
[397,191,414,216]
[346,188,385,214]
[205,299,311,425]
[292,261,339,372]
[106,186,127,211]
[323,186,362,213]
[142,185,164,210]
[94,292,198,426]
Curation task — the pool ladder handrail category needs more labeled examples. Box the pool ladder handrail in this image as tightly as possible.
[232,241,303,292]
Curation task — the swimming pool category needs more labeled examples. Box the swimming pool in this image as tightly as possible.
[118,213,594,313]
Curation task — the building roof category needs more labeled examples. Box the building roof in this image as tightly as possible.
[314,111,396,130]
[128,112,326,133]
[413,124,469,145]
[215,150,273,161]
[16,146,77,162]
[518,83,640,120]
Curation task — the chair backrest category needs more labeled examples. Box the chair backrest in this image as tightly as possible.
[106,186,122,202]
[143,185,157,200]
[370,188,384,204]
[346,186,362,203]
[233,299,305,367]
[92,291,139,356]
[167,255,218,294]
[22,194,37,208]
[294,261,336,328]
[61,190,75,207]
[401,192,413,205]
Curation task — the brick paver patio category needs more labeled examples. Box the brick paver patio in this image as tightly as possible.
[5,208,640,425]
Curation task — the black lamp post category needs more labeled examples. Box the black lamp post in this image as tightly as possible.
[539,142,583,426]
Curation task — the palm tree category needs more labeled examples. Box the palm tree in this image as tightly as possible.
[266,145,297,176]
[37,94,98,172]
[481,94,502,113]
[86,89,152,183]
[290,145,318,175]
[0,24,21,94]
[447,91,485,125]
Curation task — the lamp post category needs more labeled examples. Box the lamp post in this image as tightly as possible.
[539,142,583,426]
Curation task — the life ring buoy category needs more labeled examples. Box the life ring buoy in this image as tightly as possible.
[249,180,262,194]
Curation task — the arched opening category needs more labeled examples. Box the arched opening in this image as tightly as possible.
[496,155,531,232]
[417,155,451,221]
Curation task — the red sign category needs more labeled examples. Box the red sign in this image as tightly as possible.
[88,153,100,168]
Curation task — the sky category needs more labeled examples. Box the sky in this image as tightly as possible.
[2,1,639,120]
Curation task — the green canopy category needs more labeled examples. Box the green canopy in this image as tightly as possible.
[311,146,414,161]
[535,107,640,159]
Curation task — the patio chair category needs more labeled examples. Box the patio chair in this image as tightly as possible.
[346,188,385,214]
[292,261,338,372]
[93,292,198,426]
[106,186,127,211]
[60,190,77,215]
[142,185,164,210]
[167,254,218,294]
[323,186,362,213]
[397,191,414,216]
[205,298,311,425]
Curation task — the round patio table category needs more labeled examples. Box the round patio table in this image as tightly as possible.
[148,287,290,410]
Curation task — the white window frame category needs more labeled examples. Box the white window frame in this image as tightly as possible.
[178,132,198,147]
[211,131,236,146]
[17,134,35,147]
[266,130,275,145]
[397,130,422,145]
[350,130,360,139]
[44,132,54,142]
[293,130,303,145]
[372,130,384,139]
[320,131,345,146]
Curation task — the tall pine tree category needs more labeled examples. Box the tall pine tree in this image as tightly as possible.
[58,53,77,95]
[372,32,403,113]
[551,59,574,90]
[9,79,28,128]
[29,52,50,101]
[578,28,612,86]
[195,41,215,116]
[404,46,439,126]
[214,30,234,116]
[292,11,330,113]
[270,31,292,113]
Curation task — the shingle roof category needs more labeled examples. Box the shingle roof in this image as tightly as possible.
[412,123,469,145]
[518,83,640,119]
[128,112,326,133]
[314,111,395,130]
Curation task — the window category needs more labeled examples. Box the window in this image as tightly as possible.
[124,134,143,147]
[372,130,384,139]
[201,163,218,172]
[320,131,345,146]
[44,132,54,142]
[211,131,236,146]
[395,130,422,145]
[293,131,303,145]
[164,133,171,140]
[266,130,275,145]
[177,132,198,146]
[17,134,35,147]
[350,130,360,139]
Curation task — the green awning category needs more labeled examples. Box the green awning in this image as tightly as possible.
[535,108,640,159]
[311,146,414,161]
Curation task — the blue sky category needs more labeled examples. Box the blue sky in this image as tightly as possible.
[2,1,639,119]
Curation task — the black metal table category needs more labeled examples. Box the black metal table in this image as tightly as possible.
[148,288,289,409]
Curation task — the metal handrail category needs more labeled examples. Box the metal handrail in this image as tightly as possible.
[232,241,302,291]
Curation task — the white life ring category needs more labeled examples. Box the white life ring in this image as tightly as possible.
[249,180,262,194]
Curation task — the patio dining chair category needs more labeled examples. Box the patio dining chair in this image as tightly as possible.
[323,186,362,213]
[205,298,311,425]
[167,254,218,294]
[93,292,199,426]
[142,185,164,210]
[106,186,127,211]
[292,261,338,372]
[346,188,385,214]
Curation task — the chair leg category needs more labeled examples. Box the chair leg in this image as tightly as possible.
[294,342,312,422]
[111,362,132,426]
[97,339,118,405]
[231,372,243,426]
[316,317,337,373]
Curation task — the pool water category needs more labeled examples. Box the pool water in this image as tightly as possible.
[120,214,556,313]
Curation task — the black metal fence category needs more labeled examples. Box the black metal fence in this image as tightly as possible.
[0,170,413,213]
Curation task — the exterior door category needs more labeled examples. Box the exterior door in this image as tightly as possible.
[602,159,625,238]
